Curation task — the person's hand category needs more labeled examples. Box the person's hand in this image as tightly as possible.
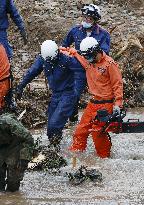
[59,46,69,52]
[9,99,17,111]
[69,47,77,56]
[15,87,23,101]
[20,30,28,45]
[113,105,121,116]
[17,159,29,170]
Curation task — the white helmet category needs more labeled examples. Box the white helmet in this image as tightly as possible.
[41,40,58,61]
[81,4,101,20]
[80,37,100,54]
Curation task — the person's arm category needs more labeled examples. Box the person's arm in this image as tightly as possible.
[67,55,87,98]
[68,48,90,71]
[99,31,110,55]
[62,27,75,47]
[68,56,86,73]
[4,115,34,161]
[7,0,27,44]
[108,61,123,107]
[16,56,44,99]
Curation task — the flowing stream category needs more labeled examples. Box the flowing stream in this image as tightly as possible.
[0,108,144,205]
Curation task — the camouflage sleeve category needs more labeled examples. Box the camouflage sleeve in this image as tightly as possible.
[3,115,34,161]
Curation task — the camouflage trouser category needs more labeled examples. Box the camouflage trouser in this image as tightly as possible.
[0,162,25,192]
[0,163,6,191]
[0,145,29,192]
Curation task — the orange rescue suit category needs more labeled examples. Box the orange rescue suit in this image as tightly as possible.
[69,49,123,158]
[0,44,10,109]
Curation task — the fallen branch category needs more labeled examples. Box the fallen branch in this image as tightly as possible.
[114,35,144,59]
[128,35,143,50]
[17,109,26,120]
[32,120,46,128]
[114,42,128,59]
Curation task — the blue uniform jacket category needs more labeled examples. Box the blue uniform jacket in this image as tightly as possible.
[18,53,84,94]
[62,24,110,54]
[0,0,24,31]
[0,0,25,58]
[62,24,110,97]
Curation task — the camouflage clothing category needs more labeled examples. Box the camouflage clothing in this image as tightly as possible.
[0,113,34,191]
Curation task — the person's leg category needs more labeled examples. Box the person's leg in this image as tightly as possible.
[92,131,112,158]
[70,102,96,152]
[6,165,23,192]
[0,163,7,191]
[69,73,87,123]
[0,79,10,109]
[69,99,79,123]
[47,91,77,150]
[0,31,13,59]
[4,66,17,111]
[47,93,62,151]
[47,94,60,123]
[6,156,29,192]
[0,31,17,111]
[91,103,113,158]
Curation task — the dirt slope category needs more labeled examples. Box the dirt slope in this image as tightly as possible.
[8,0,144,126]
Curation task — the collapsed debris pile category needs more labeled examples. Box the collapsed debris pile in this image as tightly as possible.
[107,0,144,10]
[16,88,49,127]
[28,145,67,171]
[8,0,144,127]
[113,35,144,107]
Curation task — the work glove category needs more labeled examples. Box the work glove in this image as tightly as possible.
[20,29,28,45]
[113,105,121,116]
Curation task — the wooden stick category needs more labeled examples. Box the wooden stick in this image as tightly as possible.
[109,26,117,34]
[17,109,26,120]
[72,155,77,169]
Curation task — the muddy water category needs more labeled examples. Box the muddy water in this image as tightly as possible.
[0,108,144,205]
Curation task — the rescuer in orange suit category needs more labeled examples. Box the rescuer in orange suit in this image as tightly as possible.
[69,37,123,158]
[0,44,10,111]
